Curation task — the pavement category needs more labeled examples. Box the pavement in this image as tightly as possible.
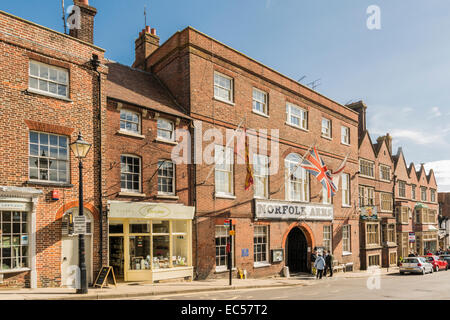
[0,267,399,300]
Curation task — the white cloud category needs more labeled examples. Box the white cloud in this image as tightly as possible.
[429,107,442,119]
[389,128,445,146]
[424,160,450,192]
[402,107,413,113]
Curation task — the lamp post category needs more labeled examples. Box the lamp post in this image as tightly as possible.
[70,132,92,294]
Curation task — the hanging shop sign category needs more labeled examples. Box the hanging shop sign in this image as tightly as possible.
[254,200,333,221]
[409,232,416,243]
[108,201,195,220]
[360,206,378,220]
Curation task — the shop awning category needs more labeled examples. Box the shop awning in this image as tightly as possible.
[428,225,438,231]
[414,202,428,209]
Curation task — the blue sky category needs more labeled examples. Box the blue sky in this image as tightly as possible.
[2,0,450,166]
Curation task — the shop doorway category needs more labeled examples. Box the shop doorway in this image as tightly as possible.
[286,227,308,273]
[61,208,93,287]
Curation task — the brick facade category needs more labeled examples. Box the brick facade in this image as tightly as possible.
[0,9,107,287]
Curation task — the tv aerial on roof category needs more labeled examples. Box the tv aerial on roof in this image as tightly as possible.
[306,79,321,90]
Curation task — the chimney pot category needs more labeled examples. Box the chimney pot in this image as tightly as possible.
[151,28,156,35]
[79,0,89,5]
[145,26,151,33]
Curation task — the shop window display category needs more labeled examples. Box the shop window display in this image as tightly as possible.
[129,236,151,270]
[1,211,28,271]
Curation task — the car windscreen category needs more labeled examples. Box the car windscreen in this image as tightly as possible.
[403,258,418,263]
[426,257,434,262]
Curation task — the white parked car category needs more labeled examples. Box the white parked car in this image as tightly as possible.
[399,257,433,275]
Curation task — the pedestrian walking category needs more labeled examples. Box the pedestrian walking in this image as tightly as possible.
[323,250,333,277]
[314,254,325,279]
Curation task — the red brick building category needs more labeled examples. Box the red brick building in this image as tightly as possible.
[438,193,450,250]
[0,1,107,288]
[393,149,439,259]
[348,101,397,269]
[136,26,362,279]
[104,61,195,282]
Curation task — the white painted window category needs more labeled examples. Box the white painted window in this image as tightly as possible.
[321,118,331,138]
[253,154,269,199]
[215,225,234,270]
[341,126,350,145]
[158,160,175,195]
[254,226,269,265]
[341,173,350,206]
[421,187,427,201]
[120,155,141,193]
[214,72,233,103]
[323,225,332,252]
[285,153,309,202]
[120,109,140,134]
[431,189,436,202]
[398,180,406,198]
[252,88,268,115]
[215,145,234,196]
[286,103,308,130]
[29,60,69,98]
[29,131,69,183]
[157,118,175,141]
[0,211,29,271]
[323,185,331,204]
[342,225,351,253]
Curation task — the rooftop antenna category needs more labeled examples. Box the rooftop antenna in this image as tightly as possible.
[306,78,321,90]
[144,4,147,28]
[298,75,306,83]
[62,0,67,34]
[345,99,354,105]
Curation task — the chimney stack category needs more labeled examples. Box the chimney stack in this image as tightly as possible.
[385,133,392,155]
[69,0,97,44]
[132,26,160,70]
[346,100,367,141]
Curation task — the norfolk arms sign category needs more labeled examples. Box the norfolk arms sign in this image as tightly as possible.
[254,200,333,221]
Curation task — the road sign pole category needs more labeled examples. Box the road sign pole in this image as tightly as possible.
[229,219,233,286]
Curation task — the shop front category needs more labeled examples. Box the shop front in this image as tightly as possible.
[107,201,194,282]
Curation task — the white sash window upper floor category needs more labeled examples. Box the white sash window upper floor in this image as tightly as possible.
[29,60,69,99]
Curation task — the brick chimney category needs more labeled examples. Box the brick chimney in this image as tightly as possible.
[346,100,367,141]
[69,0,97,44]
[376,133,393,155]
[132,26,160,70]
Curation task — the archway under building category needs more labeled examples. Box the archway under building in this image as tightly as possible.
[286,227,308,273]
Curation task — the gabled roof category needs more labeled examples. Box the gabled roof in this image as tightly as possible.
[417,164,428,185]
[359,130,377,159]
[393,147,408,174]
[105,61,190,119]
[373,135,394,164]
[408,163,419,183]
[427,168,437,186]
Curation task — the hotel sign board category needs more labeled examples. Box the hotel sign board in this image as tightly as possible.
[254,200,333,221]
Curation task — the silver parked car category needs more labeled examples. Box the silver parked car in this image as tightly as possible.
[399,257,433,275]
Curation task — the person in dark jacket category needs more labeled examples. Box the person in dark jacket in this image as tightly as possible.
[408,252,416,257]
[323,250,333,277]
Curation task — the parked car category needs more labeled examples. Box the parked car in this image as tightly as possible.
[399,257,433,275]
[422,255,448,272]
[439,255,450,267]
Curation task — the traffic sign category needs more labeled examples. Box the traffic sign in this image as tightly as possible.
[229,230,235,236]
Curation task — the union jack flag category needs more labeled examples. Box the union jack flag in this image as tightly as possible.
[300,146,337,199]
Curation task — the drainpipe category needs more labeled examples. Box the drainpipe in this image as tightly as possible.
[91,54,103,266]
[190,121,199,280]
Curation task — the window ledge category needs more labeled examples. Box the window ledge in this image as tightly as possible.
[215,194,236,200]
[285,122,308,132]
[254,263,271,268]
[342,205,352,208]
[0,267,31,274]
[321,134,332,141]
[213,97,235,106]
[117,129,145,139]
[342,252,352,256]
[118,191,147,197]
[26,180,73,188]
[156,194,179,200]
[215,267,236,274]
[252,110,269,118]
[26,88,72,102]
[341,142,351,147]
[359,175,375,180]
[155,138,178,145]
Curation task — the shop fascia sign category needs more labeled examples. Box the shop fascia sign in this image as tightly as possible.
[108,201,195,220]
[0,202,29,211]
[254,200,333,221]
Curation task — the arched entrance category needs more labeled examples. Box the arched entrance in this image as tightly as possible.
[61,207,94,287]
[286,227,308,273]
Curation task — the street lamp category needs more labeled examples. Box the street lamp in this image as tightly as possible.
[70,132,91,294]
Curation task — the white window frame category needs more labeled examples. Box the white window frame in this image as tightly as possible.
[366,223,380,246]
[398,180,406,198]
[28,131,69,183]
[214,72,233,103]
[29,60,69,99]
[341,126,350,145]
[157,118,175,142]
[120,154,141,193]
[431,189,436,203]
[285,154,309,202]
[322,185,331,204]
[412,184,416,200]
[253,226,269,266]
[157,160,175,195]
[215,145,234,197]
[120,109,141,134]
[252,88,268,116]
[379,164,391,182]
[421,187,427,202]
[253,154,269,199]
[342,225,351,254]
[321,118,332,139]
[286,102,308,130]
[0,211,29,271]
[359,159,375,178]
[215,225,234,272]
[323,225,332,252]
[341,173,350,207]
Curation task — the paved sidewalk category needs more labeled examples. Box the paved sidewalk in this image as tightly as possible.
[0,267,399,300]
